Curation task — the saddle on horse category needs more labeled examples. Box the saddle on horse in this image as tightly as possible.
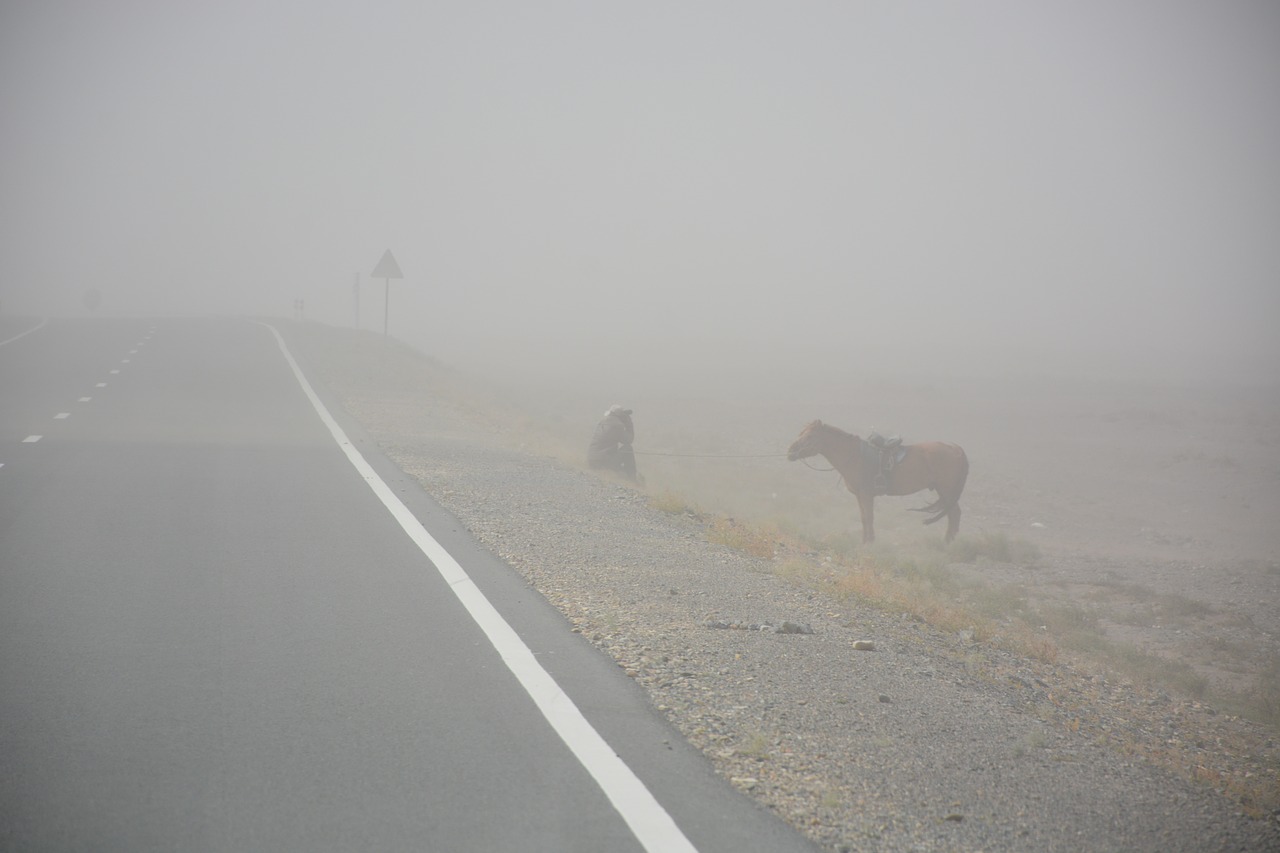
[866,431,904,494]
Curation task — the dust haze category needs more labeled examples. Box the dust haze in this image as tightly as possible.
[6,0,1280,746]
[4,1,1280,562]
[3,2,1278,393]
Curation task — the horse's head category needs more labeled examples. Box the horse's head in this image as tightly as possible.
[787,420,825,461]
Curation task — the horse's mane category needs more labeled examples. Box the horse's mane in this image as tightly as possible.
[811,420,860,443]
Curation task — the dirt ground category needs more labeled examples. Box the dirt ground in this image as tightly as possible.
[294,325,1280,839]
[302,325,1280,717]
[908,376,1280,699]
[962,379,1272,685]
[502,361,1280,709]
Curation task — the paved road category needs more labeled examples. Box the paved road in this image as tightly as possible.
[0,317,818,853]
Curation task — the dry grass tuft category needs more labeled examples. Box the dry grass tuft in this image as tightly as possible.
[650,490,699,517]
[706,517,781,560]
[945,531,1041,565]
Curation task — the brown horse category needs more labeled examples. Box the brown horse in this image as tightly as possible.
[787,420,969,544]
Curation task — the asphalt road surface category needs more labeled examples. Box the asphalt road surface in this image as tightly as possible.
[0,317,818,853]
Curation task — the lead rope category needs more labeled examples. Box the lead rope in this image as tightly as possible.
[632,448,836,472]
[632,450,788,459]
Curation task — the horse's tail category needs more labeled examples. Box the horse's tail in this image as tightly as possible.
[922,506,949,526]
[918,445,969,526]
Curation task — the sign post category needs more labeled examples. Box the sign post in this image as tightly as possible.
[353,272,360,329]
[370,249,404,337]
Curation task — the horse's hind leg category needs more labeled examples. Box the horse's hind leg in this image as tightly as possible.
[945,502,961,543]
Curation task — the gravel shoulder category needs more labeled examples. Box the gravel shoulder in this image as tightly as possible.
[290,325,1280,853]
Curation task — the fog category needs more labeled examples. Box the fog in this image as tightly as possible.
[3,1,1278,391]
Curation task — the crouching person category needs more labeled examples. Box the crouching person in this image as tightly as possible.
[588,404,638,482]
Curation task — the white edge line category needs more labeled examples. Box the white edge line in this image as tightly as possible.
[0,317,48,347]
[259,322,697,853]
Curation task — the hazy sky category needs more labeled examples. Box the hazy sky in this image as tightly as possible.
[2,1,1278,385]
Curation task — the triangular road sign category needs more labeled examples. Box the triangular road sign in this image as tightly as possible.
[371,249,403,279]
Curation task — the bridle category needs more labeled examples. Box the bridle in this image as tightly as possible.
[801,456,835,473]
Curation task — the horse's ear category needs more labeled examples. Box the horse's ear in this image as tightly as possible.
[813,419,823,427]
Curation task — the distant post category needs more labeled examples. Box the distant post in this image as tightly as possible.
[370,249,404,337]
[353,273,360,329]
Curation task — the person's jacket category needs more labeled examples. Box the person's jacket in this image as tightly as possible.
[588,411,634,462]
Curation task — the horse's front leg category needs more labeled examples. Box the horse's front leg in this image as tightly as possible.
[855,493,875,544]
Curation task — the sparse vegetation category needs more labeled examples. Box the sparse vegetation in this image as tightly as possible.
[649,489,699,516]
[1154,592,1214,621]
[774,557,822,584]
[706,517,780,560]
[736,731,772,760]
[1237,657,1280,728]
[645,485,1274,729]
[944,531,1042,565]
[664,493,1270,740]
[1013,727,1049,757]
[295,321,1280,840]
